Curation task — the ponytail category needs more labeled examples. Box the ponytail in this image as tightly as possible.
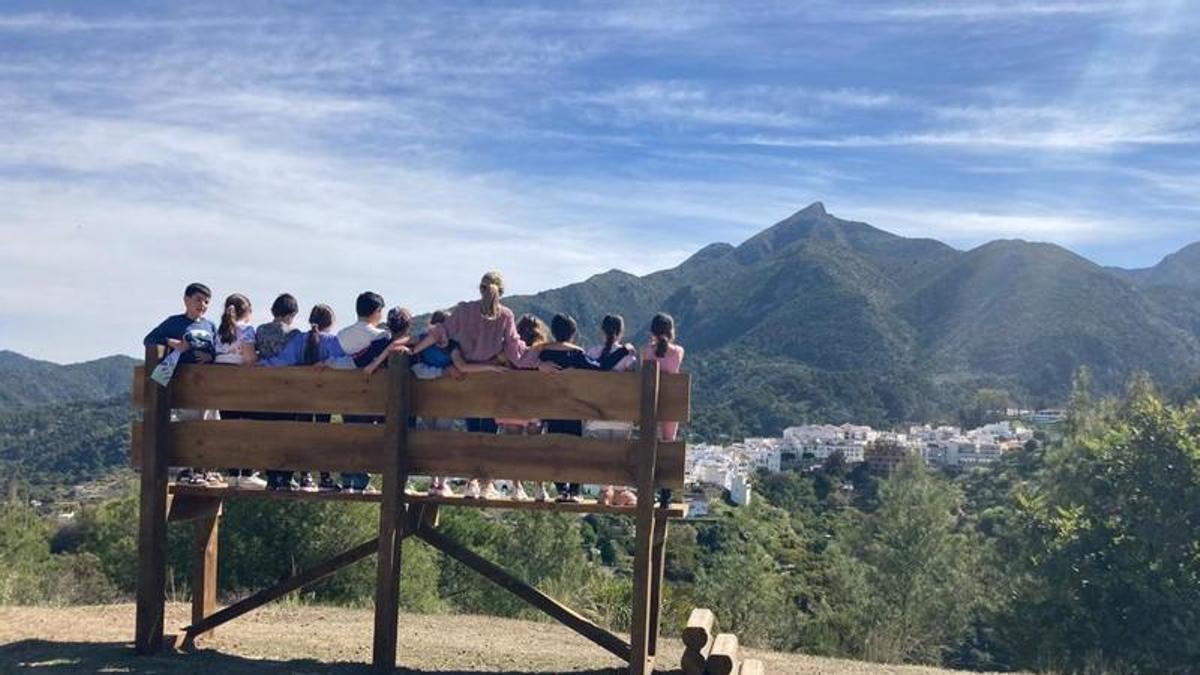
[304,304,334,365]
[304,325,321,366]
[218,293,251,345]
[650,312,674,359]
[479,271,504,320]
[600,314,623,357]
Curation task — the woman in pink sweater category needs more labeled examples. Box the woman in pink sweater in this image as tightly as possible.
[412,271,531,499]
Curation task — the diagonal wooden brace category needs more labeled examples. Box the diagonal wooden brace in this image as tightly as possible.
[415,525,633,662]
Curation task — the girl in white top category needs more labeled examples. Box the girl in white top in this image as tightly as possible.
[215,293,257,365]
[215,293,264,489]
[585,314,638,506]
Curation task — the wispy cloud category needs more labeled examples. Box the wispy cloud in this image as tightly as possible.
[867,2,1129,20]
[0,1,1198,361]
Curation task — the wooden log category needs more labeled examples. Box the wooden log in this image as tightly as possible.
[683,608,716,651]
[648,515,670,656]
[629,363,661,675]
[416,525,632,662]
[183,537,382,647]
[135,345,170,654]
[681,609,715,674]
[132,365,690,422]
[131,422,687,490]
[706,633,739,675]
[737,658,764,675]
[373,354,411,672]
[190,506,220,638]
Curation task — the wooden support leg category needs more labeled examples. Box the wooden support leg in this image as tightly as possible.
[648,515,670,657]
[190,503,220,640]
[372,502,404,672]
[630,505,656,674]
[372,353,412,673]
[629,364,661,675]
[135,346,170,655]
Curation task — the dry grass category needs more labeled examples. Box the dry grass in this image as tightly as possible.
[1,603,984,674]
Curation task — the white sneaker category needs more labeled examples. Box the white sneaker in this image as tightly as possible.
[434,483,455,498]
[465,480,481,499]
[535,483,551,502]
[513,483,531,501]
[239,473,268,490]
[482,482,501,500]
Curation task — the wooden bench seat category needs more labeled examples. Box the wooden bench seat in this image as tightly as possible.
[133,349,690,674]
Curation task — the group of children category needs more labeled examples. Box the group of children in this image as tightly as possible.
[143,277,685,505]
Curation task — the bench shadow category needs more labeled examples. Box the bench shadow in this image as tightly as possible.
[0,638,669,674]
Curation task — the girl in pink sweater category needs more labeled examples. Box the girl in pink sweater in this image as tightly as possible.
[640,313,685,507]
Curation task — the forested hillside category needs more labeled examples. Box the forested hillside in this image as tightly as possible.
[0,352,137,408]
[504,203,1200,438]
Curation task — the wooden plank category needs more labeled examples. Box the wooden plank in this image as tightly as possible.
[133,422,687,489]
[629,362,662,675]
[707,633,740,675]
[167,494,222,523]
[648,516,670,656]
[373,354,411,672]
[135,345,170,655]
[413,369,690,422]
[131,365,690,422]
[738,658,764,675]
[190,506,220,638]
[416,525,632,662]
[183,537,383,647]
[683,608,716,651]
[167,484,689,517]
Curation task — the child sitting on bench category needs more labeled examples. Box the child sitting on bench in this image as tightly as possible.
[538,313,633,502]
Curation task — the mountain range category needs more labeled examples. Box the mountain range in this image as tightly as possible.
[502,203,1200,437]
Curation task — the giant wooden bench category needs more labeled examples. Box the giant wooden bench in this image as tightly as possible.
[130,347,690,673]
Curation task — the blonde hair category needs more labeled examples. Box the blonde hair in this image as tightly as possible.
[479,271,504,320]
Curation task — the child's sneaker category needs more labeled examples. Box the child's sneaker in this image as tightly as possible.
[535,483,551,502]
[318,474,339,492]
[298,473,318,493]
[433,482,455,498]
[362,484,379,495]
[613,488,638,507]
[513,483,531,502]
[465,479,481,499]
[202,471,226,487]
[176,469,194,484]
[239,472,268,490]
[482,482,501,500]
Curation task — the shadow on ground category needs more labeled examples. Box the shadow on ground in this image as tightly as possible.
[0,639,668,674]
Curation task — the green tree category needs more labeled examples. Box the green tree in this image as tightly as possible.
[999,388,1200,672]
[836,462,984,664]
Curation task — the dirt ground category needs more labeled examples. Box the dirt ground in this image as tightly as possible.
[0,603,980,674]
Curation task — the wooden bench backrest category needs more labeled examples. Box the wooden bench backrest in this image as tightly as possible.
[131,359,690,490]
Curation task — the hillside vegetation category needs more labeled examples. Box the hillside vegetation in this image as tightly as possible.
[4,380,1199,672]
[0,351,137,408]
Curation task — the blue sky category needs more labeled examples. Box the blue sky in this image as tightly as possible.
[1,1,1198,362]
